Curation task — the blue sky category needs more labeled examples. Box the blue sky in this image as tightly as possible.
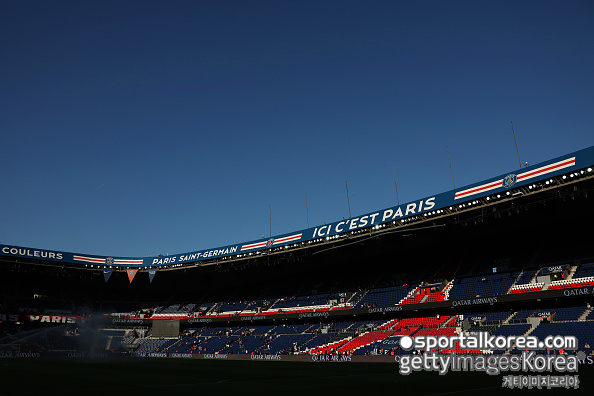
[1,1,593,257]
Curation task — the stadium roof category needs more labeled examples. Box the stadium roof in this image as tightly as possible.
[2,145,593,272]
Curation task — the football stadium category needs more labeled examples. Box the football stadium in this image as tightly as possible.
[2,145,594,394]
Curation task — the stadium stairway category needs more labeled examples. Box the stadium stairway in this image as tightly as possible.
[499,320,542,355]
[523,321,540,337]
[105,336,115,350]
[442,282,453,300]
[205,303,219,316]
[164,338,184,352]
[579,307,593,321]
[306,337,351,355]
[398,286,422,305]
[507,270,526,294]
[567,265,579,280]
[439,316,458,328]
[377,319,399,331]
[264,298,282,311]
[336,330,398,354]
[502,312,517,325]
[349,290,367,307]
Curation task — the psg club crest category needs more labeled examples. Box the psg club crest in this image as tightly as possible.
[105,257,114,265]
[127,269,138,283]
[502,174,517,189]
[265,238,275,248]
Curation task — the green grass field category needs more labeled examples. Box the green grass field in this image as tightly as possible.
[1,358,593,395]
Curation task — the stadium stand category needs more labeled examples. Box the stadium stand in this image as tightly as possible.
[2,146,594,365]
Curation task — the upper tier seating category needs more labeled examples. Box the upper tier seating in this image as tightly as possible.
[448,272,519,300]
[356,284,418,308]
[572,263,594,279]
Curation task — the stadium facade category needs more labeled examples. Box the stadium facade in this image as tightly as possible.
[1,145,594,359]
[1,146,592,270]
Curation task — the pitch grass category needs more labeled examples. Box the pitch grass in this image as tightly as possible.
[1,358,593,395]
